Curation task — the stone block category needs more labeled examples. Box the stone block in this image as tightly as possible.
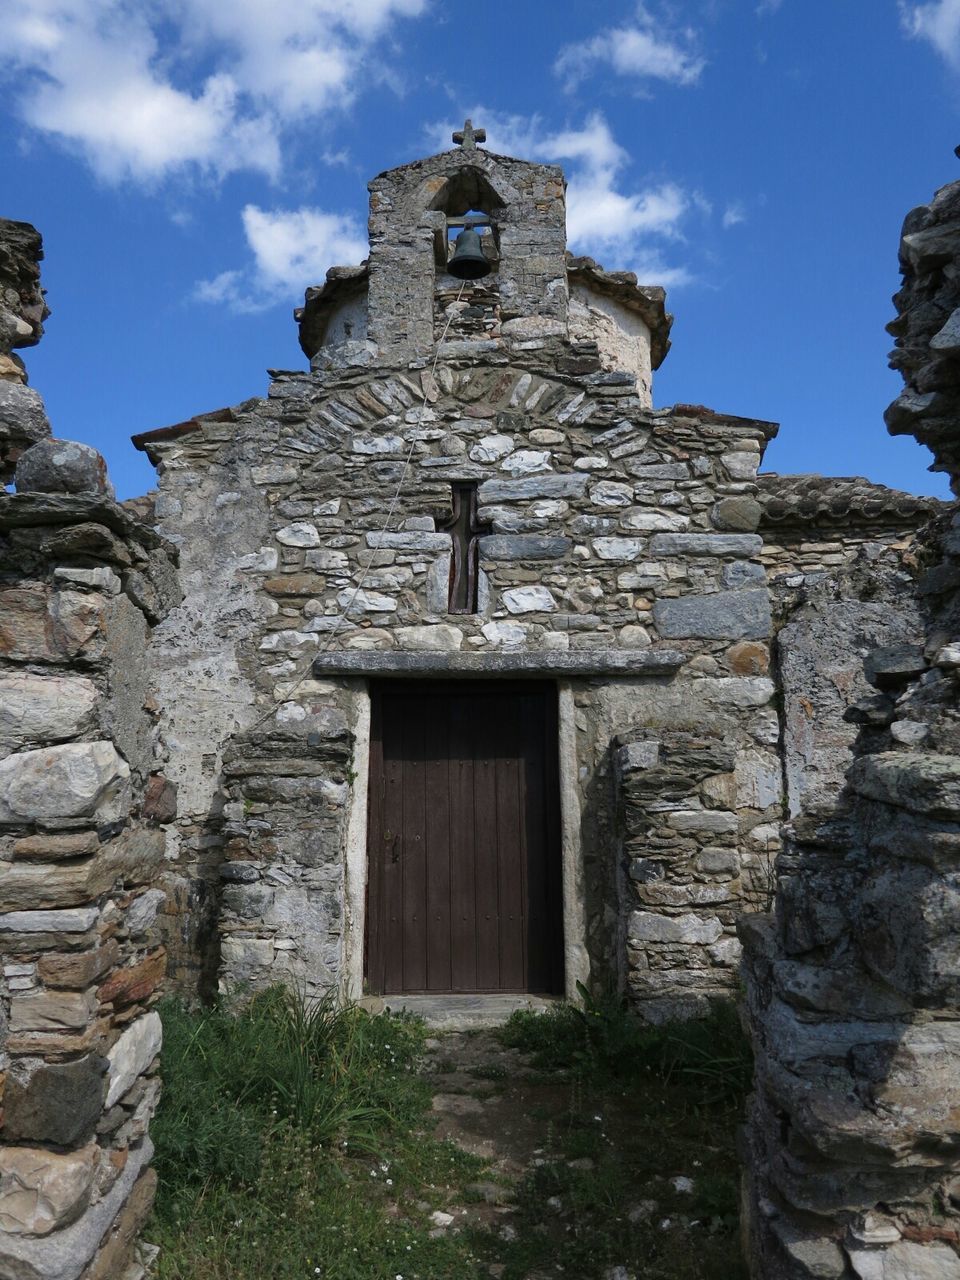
[368,531,451,551]
[125,888,167,938]
[667,809,738,834]
[618,740,660,772]
[0,674,99,755]
[105,1011,163,1108]
[722,560,766,588]
[9,987,98,1032]
[593,536,642,560]
[719,450,760,479]
[11,830,100,861]
[865,643,927,689]
[502,586,557,614]
[500,449,552,475]
[710,496,762,531]
[855,862,960,1001]
[393,625,463,651]
[276,521,320,547]
[478,474,589,502]
[336,588,397,614]
[481,621,528,648]
[0,829,164,911]
[725,640,769,675]
[98,949,166,1008]
[628,912,724,944]
[0,906,99,935]
[304,548,350,571]
[0,1143,98,1236]
[38,940,119,989]
[847,1241,960,1279]
[469,433,513,463]
[477,535,571,559]
[3,1055,107,1146]
[652,589,771,640]
[0,586,104,664]
[620,510,689,532]
[52,566,121,593]
[142,774,177,823]
[588,480,634,507]
[0,741,130,827]
[0,1137,152,1280]
[628,462,690,480]
[15,438,111,496]
[649,533,763,557]
[849,752,960,819]
[768,1217,847,1279]
[0,383,50,454]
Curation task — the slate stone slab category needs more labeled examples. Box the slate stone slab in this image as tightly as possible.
[477,535,571,559]
[3,1055,107,1145]
[652,589,771,640]
[478,474,589,502]
[312,649,686,677]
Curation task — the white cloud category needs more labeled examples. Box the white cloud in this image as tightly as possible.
[0,0,427,183]
[427,109,699,286]
[900,0,960,66]
[555,4,705,91]
[722,202,746,229]
[756,0,783,13]
[194,204,368,312]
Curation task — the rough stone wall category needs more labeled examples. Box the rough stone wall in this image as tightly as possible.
[0,219,51,483]
[757,472,941,577]
[137,335,782,1012]
[740,167,960,1279]
[0,227,179,1280]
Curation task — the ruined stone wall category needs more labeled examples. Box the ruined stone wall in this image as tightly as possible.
[740,166,960,1280]
[137,340,782,1015]
[757,472,940,578]
[0,219,51,483]
[0,223,179,1280]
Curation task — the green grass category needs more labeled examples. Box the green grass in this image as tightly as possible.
[487,992,751,1279]
[149,987,751,1280]
[150,988,488,1279]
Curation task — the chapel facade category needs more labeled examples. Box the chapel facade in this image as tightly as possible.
[132,127,787,1019]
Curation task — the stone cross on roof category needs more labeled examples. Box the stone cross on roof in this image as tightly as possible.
[453,119,486,151]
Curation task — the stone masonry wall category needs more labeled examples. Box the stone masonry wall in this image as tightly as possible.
[0,224,180,1280]
[739,162,960,1279]
[137,341,782,1014]
[0,218,51,484]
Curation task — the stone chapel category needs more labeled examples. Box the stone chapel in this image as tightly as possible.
[1,127,958,1279]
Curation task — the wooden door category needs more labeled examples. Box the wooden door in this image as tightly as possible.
[366,681,564,995]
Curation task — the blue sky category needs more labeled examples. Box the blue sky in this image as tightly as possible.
[3,0,960,500]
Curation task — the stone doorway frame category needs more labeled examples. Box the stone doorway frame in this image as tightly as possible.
[341,678,590,1002]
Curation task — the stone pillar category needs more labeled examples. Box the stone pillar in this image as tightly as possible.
[0,235,181,1277]
[739,161,960,1279]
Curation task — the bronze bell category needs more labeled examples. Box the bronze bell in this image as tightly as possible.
[447,227,491,280]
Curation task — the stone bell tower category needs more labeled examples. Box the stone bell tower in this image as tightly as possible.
[296,120,670,404]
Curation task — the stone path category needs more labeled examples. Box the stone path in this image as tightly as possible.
[412,1028,744,1280]
[419,1030,555,1263]
[416,1030,635,1279]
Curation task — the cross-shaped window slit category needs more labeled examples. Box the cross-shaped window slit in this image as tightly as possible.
[441,483,490,614]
